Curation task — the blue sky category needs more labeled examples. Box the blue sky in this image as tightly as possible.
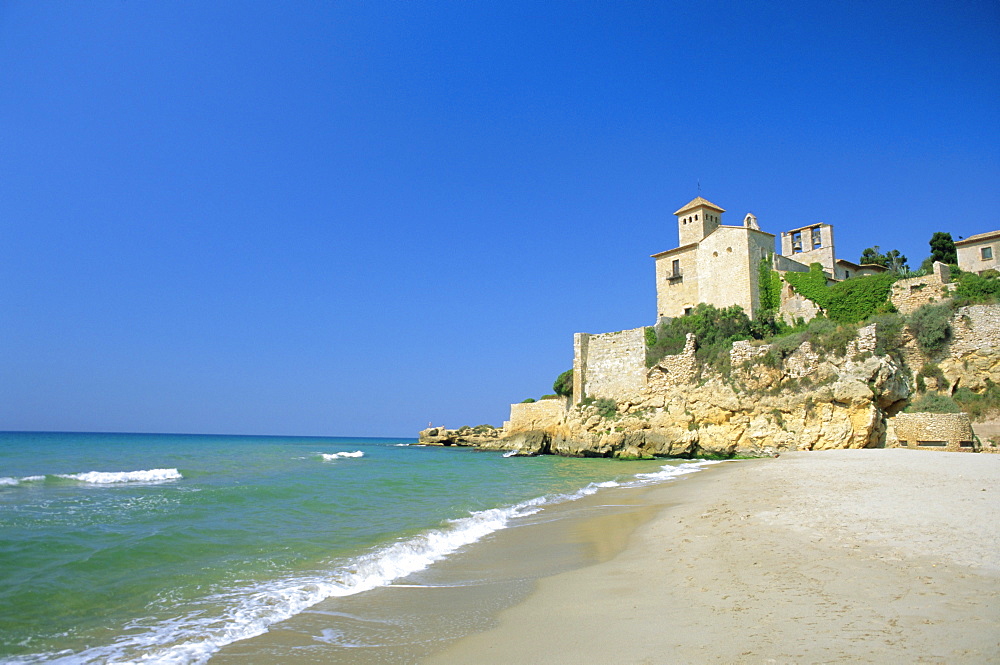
[2,1,998,437]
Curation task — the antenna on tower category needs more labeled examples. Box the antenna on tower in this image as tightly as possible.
[697,179,701,194]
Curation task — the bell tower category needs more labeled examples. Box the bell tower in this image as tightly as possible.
[674,197,725,246]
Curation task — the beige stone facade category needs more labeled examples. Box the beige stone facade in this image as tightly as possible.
[889,262,953,314]
[506,397,568,433]
[956,230,1000,275]
[572,327,647,403]
[653,197,775,320]
[891,412,977,452]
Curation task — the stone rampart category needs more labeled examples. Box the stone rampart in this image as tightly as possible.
[574,327,647,403]
[730,339,771,367]
[648,333,698,390]
[890,262,952,314]
[892,412,976,452]
[507,398,568,433]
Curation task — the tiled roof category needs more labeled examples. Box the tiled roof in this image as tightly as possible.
[673,197,725,215]
[955,230,1000,245]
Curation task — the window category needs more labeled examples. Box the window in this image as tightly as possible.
[983,246,994,260]
[695,214,699,220]
[844,270,851,278]
[684,307,693,316]
[812,227,822,249]
[672,259,680,276]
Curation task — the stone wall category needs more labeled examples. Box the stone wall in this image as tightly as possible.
[730,339,771,367]
[573,327,647,403]
[507,398,568,433]
[889,262,952,314]
[891,412,976,452]
[654,245,699,319]
[647,333,698,390]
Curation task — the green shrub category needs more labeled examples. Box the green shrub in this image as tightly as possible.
[918,363,949,391]
[593,398,618,419]
[867,312,905,356]
[905,393,962,413]
[539,394,559,400]
[520,398,536,403]
[646,303,754,370]
[472,424,495,433]
[907,302,953,356]
[953,380,1000,421]
[553,369,574,397]
[758,255,782,313]
[953,271,1000,305]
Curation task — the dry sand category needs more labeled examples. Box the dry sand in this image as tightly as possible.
[425,449,1000,664]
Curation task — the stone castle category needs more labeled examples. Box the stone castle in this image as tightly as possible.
[420,197,1000,457]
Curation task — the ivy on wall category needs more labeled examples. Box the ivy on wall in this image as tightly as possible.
[783,263,898,324]
[757,255,783,313]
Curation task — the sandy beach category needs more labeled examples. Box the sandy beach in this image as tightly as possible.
[425,449,1000,664]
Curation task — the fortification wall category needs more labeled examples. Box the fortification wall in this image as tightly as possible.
[574,327,647,402]
[507,398,567,433]
[891,412,976,452]
[647,333,698,390]
[889,262,952,314]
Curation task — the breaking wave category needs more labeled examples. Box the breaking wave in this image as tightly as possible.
[320,451,365,460]
[57,469,183,484]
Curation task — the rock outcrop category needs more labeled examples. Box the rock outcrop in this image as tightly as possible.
[425,304,1000,458]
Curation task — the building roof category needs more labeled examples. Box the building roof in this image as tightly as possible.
[651,243,698,259]
[955,230,1000,246]
[835,259,889,272]
[673,196,725,216]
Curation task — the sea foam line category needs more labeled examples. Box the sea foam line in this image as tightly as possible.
[23,460,718,665]
[320,451,365,460]
[57,469,183,484]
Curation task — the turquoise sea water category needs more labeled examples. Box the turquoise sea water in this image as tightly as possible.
[0,431,713,663]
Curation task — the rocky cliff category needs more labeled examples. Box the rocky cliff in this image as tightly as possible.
[421,304,1000,458]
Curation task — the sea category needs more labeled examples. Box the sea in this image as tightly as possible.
[0,431,718,664]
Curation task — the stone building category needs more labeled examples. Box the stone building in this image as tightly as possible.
[652,197,776,320]
[956,230,1000,275]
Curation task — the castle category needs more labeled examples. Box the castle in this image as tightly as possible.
[652,196,885,322]
[571,196,893,406]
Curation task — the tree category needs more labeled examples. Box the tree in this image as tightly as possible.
[553,369,574,397]
[859,246,909,274]
[928,232,957,265]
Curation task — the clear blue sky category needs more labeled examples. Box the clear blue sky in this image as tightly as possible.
[2,1,998,437]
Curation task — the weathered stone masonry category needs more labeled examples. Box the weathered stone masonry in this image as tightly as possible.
[572,327,647,404]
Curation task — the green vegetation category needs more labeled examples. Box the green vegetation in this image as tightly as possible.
[905,393,962,414]
[868,312,905,356]
[908,302,953,356]
[928,232,957,265]
[757,255,782,313]
[592,397,618,419]
[539,394,559,400]
[645,303,755,370]
[553,369,574,397]
[784,263,898,324]
[859,246,909,274]
[917,363,948,392]
[520,398,536,403]
[954,380,1000,421]
[764,315,858,360]
[953,270,1000,305]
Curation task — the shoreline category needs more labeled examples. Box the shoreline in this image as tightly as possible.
[425,449,1000,664]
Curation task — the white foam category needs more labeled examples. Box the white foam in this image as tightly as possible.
[56,469,183,484]
[320,451,365,460]
[30,459,720,664]
[393,443,410,447]
[45,496,547,664]
[0,475,51,487]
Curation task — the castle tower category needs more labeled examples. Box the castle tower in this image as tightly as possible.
[674,196,725,246]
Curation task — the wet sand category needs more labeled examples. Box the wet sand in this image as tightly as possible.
[426,450,1000,664]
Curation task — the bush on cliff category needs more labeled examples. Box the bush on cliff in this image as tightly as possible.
[867,312,905,356]
[904,393,962,414]
[645,303,754,370]
[907,302,953,356]
[553,369,574,397]
[954,380,1000,421]
[953,270,1000,305]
